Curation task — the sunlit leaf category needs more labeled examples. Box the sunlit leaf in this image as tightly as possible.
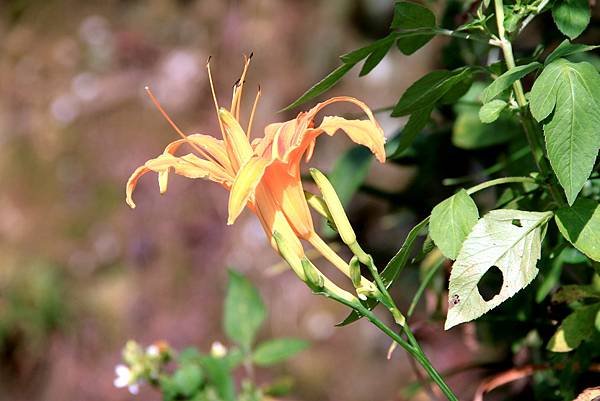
[479,99,508,123]
[530,59,600,205]
[430,189,479,260]
[445,210,552,330]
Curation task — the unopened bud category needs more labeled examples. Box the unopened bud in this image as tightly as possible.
[210,341,228,358]
[349,256,362,288]
[273,231,305,281]
[309,168,356,245]
[301,258,324,290]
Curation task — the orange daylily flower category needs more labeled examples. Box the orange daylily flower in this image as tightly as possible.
[126,56,386,258]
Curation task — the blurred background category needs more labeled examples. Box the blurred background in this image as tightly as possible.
[1,0,571,400]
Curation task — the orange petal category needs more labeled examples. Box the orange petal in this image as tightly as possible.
[126,165,152,208]
[165,134,233,175]
[318,116,386,163]
[227,156,271,225]
[218,108,253,169]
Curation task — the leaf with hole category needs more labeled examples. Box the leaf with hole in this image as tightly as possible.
[552,0,591,40]
[252,338,308,366]
[547,303,600,352]
[224,270,266,350]
[530,59,600,205]
[555,198,600,261]
[430,189,479,260]
[445,209,552,330]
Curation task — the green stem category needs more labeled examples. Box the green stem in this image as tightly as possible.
[492,0,565,207]
[465,176,536,195]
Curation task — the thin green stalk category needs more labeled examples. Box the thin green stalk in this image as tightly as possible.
[465,176,536,195]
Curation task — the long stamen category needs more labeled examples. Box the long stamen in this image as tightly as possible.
[206,57,227,141]
[144,87,219,165]
[246,85,261,139]
[232,53,252,121]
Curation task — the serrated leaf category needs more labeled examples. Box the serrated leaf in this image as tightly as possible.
[547,303,600,352]
[224,270,266,350]
[392,68,472,116]
[252,338,308,366]
[282,63,354,111]
[360,35,395,76]
[445,209,552,330]
[530,59,600,204]
[552,0,591,40]
[481,62,541,103]
[479,99,508,123]
[338,217,429,325]
[430,189,479,260]
[389,107,432,159]
[555,198,600,261]
[546,39,600,65]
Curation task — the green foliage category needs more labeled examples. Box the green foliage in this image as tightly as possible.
[545,40,600,65]
[392,1,436,55]
[117,271,307,401]
[555,198,600,261]
[530,59,600,205]
[480,62,541,104]
[389,106,432,158]
[548,303,600,352]
[224,270,266,351]
[252,338,309,366]
[478,99,507,123]
[551,0,591,40]
[430,189,479,260]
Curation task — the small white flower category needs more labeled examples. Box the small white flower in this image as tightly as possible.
[210,341,227,358]
[146,345,160,357]
[114,364,132,388]
[114,364,140,395]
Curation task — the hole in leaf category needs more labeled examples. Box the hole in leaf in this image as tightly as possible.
[511,219,522,227]
[478,266,503,302]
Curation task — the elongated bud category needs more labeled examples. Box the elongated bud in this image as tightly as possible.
[272,231,306,281]
[349,256,362,288]
[301,258,324,291]
[304,191,334,222]
[309,168,356,245]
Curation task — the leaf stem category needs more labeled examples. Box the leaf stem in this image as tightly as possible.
[465,176,536,195]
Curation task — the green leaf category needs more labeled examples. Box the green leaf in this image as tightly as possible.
[546,39,600,65]
[172,364,204,397]
[552,285,600,304]
[252,338,308,366]
[530,59,600,205]
[430,190,479,260]
[547,303,600,352]
[392,1,436,55]
[552,0,591,40]
[391,1,436,29]
[481,62,541,103]
[392,68,472,116]
[224,270,266,350]
[445,210,552,330]
[359,35,395,76]
[338,217,429,326]
[555,198,600,261]
[282,63,354,111]
[389,107,432,159]
[200,356,235,401]
[479,99,508,123]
